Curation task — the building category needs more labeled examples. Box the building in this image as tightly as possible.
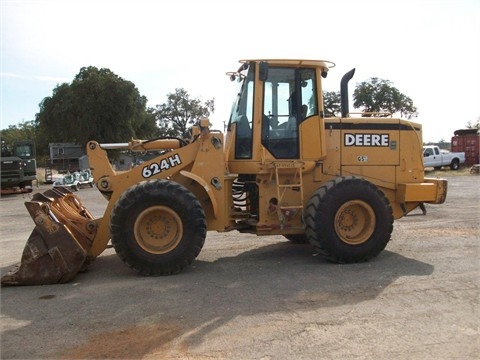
[48,143,86,171]
[48,142,138,172]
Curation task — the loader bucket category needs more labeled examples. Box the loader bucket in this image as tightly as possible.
[1,187,98,286]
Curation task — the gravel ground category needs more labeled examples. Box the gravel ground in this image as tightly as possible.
[0,174,479,359]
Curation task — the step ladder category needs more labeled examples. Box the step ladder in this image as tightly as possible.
[271,161,305,227]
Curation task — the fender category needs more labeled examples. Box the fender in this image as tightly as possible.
[180,170,218,218]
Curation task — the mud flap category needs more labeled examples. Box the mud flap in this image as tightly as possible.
[1,187,97,286]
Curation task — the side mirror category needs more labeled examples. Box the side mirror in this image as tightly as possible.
[259,61,269,81]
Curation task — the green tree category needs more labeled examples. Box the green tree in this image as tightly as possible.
[155,88,214,138]
[353,78,417,118]
[36,66,158,147]
[0,120,37,146]
[323,91,342,117]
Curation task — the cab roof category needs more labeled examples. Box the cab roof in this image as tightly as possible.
[240,59,335,69]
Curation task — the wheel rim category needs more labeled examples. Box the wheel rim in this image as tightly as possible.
[134,205,183,254]
[334,200,375,245]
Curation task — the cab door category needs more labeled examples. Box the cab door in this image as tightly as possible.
[262,67,318,159]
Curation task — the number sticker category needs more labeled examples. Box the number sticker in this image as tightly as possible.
[142,154,182,178]
[357,155,368,162]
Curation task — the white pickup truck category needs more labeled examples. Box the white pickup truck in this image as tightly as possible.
[423,145,465,170]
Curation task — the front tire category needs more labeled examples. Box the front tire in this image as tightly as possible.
[304,177,393,263]
[110,180,206,275]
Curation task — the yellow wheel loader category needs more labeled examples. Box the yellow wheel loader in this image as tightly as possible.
[1,59,447,286]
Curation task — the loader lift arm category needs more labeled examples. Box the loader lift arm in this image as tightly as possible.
[1,120,227,285]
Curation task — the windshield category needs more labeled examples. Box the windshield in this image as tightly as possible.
[14,144,33,157]
[227,62,255,159]
[228,63,253,130]
[1,142,34,158]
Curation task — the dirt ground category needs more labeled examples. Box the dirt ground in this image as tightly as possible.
[0,174,479,359]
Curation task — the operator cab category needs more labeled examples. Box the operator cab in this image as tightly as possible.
[226,60,332,165]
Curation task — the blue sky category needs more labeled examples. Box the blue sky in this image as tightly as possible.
[1,0,479,142]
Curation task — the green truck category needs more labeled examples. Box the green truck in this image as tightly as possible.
[1,140,37,194]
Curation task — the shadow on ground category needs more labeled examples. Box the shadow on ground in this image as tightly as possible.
[1,238,433,359]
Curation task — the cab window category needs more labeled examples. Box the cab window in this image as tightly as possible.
[262,67,317,158]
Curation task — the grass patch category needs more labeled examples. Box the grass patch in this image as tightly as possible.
[424,166,476,177]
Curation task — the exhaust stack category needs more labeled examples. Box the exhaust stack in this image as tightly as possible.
[340,68,356,118]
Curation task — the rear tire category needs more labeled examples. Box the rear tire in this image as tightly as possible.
[304,177,393,263]
[110,180,206,275]
[450,159,460,170]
